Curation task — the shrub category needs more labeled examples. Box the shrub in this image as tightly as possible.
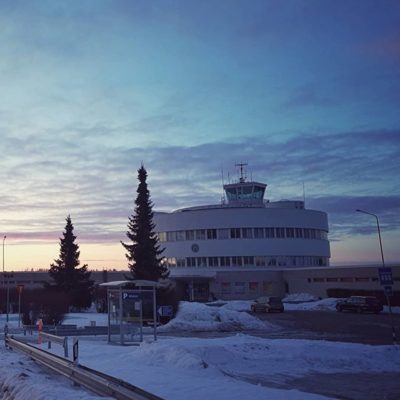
[21,288,69,325]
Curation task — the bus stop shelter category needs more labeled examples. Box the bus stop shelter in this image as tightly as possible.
[99,280,160,345]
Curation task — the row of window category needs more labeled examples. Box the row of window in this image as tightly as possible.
[220,281,272,294]
[308,276,400,283]
[164,255,329,268]
[157,227,328,242]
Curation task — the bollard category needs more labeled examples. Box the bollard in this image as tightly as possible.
[37,319,43,344]
[73,337,79,365]
[4,324,8,348]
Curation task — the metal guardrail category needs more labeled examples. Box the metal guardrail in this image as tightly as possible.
[5,336,164,400]
[40,331,69,357]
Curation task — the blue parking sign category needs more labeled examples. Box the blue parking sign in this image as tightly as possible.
[378,267,393,286]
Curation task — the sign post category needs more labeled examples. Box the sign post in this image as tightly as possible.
[378,266,396,344]
[16,284,24,328]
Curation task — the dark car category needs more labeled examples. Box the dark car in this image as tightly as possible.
[250,296,284,313]
[336,296,383,314]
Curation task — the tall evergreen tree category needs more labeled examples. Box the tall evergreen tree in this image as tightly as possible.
[49,215,94,309]
[122,165,168,280]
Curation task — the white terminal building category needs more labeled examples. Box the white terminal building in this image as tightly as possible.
[154,165,331,301]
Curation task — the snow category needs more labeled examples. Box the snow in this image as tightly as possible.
[1,299,400,400]
[158,301,275,332]
[283,292,319,303]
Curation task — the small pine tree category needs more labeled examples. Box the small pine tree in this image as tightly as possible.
[49,215,94,309]
[121,165,168,281]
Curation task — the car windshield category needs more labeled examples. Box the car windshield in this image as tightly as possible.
[269,297,282,304]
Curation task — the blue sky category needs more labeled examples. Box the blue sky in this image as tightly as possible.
[1,0,399,269]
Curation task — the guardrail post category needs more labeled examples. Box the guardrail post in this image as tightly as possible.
[64,337,69,358]
[4,324,8,348]
[73,337,79,365]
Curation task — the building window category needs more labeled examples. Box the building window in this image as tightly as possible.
[230,228,241,239]
[207,229,217,239]
[310,229,317,239]
[265,227,275,238]
[234,282,245,294]
[340,277,353,282]
[255,256,266,267]
[249,282,258,292]
[176,258,186,267]
[286,228,295,238]
[243,256,254,266]
[167,258,176,267]
[242,228,253,238]
[267,257,277,266]
[295,228,303,238]
[276,228,285,238]
[176,231,185,241]
[218,229,230,239]
[304,229,311,239]
[208,257,219,267]
[313,277,324,282]
[355,277,369,282]
[277,256,287,266]
[186,230,195,240]
[296,256,304,266]
[196,257,207,267]
[167,231,176,241]
[326,277,338,282]
[231,256,243,267]
[186,257,196,267]
[254,228,264,238]
[220,256,231,267]
[158,232,167,242]
[221,282,231,294]
[195,230,206,240]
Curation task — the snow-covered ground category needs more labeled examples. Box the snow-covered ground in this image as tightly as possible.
[1,298,400,400]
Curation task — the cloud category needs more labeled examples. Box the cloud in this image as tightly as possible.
[282,85,336,109]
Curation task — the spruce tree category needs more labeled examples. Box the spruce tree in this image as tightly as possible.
[49,215,94,309]
[121,165,168,281]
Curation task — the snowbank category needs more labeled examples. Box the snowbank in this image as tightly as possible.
[158,301,274,332]
[283,293,318,303]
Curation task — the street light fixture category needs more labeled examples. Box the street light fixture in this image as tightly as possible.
[356,209,385,267]
[356,209,396,344]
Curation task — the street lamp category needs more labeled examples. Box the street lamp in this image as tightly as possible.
[356,209,396,344]
[356,209,385,267]
[2,235,6,320]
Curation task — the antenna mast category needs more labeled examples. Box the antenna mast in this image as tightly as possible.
[235,162,248,183]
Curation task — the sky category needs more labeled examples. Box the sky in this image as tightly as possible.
[0,0,399,270]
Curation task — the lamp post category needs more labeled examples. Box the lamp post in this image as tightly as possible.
[2,235,6,320]
[356,209,396,344]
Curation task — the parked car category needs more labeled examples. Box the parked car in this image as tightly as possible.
[335,296,383,314]
[250,296,284,313]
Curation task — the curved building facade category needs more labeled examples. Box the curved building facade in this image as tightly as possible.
[154,167,330,300]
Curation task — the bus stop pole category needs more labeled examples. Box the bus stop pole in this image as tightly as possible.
[153,286,157,341]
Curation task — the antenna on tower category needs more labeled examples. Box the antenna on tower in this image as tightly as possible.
[235,162,248,183]
[221,166,226,204]
[302,181,306,206]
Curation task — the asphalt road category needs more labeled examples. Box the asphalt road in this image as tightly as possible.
[252,309,400,345]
